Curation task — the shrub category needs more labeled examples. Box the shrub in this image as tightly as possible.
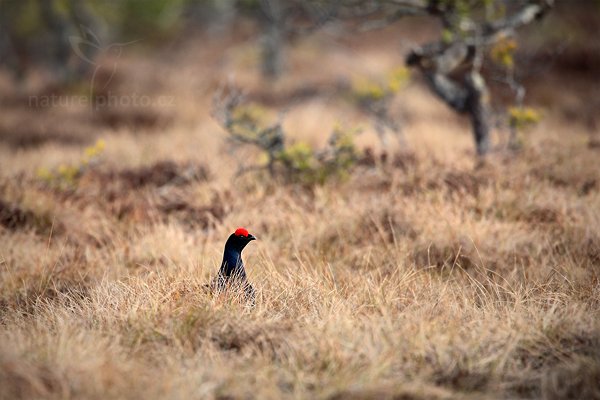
[36,139,105,188]
[214,91,359,186]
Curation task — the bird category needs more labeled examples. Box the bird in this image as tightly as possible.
[209,227,257,302]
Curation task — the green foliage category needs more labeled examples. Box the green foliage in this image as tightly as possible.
[321,124,360,181]
[353,78,387,102]
[436,0,511,37]
[441,28,455,44]
[8,0,42,37]
[387,67,411,94]
[229,104,272,138]
[222,100,359,186]
[509,107,541,131]
[507,106,541,150]
[436,0,474,36]
[351,67,410,104]
[36,139,105,189]
[95,0,188,41]
[276,124,360,185]
[1,0,199,78]
[348,68,407,142]
[277,142,315,172]
[490,37,517,69]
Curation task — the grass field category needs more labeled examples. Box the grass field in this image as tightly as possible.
[1,21,599,400]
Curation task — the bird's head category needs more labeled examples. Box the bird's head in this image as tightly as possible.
[225,227,256,252]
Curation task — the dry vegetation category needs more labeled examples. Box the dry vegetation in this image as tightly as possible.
[1,19,599,400]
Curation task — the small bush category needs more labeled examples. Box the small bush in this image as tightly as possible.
[36,139,105,189]
[491,37,518,69]
[215,91,360,186]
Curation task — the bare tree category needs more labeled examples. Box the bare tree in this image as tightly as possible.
[257,0,337,79]
[343,0,553,155]
[0,0,103,84]
[252,0,553,154]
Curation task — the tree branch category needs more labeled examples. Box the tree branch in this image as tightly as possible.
[483,0,553,41]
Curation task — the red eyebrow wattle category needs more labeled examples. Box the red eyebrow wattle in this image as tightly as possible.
[235,227,249,237]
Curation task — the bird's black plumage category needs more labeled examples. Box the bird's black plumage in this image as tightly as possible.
[212,229,256,301]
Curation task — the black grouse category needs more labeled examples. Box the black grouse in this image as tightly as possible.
[212,227,256,301]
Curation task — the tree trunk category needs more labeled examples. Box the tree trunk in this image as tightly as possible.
[465,71,491,155]
[261,21,283,79]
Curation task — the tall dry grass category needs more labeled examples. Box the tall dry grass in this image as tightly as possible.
[1,24,599,400]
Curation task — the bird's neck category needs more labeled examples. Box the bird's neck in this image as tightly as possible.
[219,247,245,278]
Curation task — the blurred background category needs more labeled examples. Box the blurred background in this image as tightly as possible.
[0,0,598,161]
[1,3,600,398]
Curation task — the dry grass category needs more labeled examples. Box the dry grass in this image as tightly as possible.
[1,23,599,400]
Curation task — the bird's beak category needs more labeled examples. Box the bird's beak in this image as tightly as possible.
[248,234,257,241]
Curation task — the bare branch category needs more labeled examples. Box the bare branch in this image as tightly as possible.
[483,0,553,41]
[486,1,552,32]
